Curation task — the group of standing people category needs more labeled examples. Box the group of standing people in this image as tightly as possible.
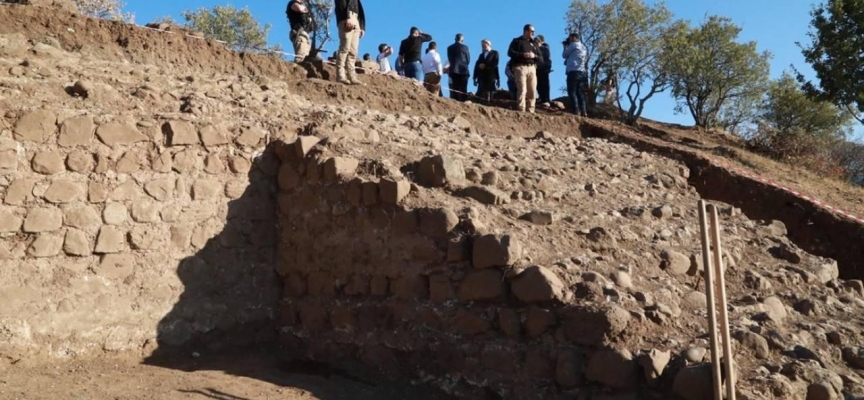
[286,0,589,116]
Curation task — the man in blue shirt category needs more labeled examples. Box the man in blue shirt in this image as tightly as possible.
[563,33,588,117]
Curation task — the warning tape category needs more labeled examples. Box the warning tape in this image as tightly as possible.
[704,155,864,224]
[6,2,860,224]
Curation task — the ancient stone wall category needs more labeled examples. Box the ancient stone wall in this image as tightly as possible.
[0,108,281,360]
[274,137,651,399]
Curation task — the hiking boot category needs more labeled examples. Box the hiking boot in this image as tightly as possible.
[336,78,351,85]
[349,79,366,86]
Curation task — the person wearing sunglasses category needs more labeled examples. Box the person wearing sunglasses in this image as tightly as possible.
[507,24,544,113]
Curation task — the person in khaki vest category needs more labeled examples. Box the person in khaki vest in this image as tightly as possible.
[335,0,366,85]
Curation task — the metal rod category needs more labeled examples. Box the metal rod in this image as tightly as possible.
[698,200,723,400]
[709,205,736,400]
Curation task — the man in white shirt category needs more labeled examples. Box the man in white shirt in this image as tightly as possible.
[421,42,443,95]
[377,43,393,74]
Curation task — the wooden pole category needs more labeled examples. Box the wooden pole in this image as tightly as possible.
[709,205,736,400]
[698,200,723,400]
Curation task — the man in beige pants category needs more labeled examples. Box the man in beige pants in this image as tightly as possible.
[335,0,366,85]
[507,24,543,113]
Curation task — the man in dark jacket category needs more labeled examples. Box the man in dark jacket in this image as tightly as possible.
[398,27,432,82]
[286,0,312,62]
[473,39,499,103]
[508,24,543,113]
[535,35,552,104]
[335,0,366,85]
[447,33,471,101]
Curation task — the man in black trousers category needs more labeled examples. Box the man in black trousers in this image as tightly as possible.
[473,39,499,103]
[535,35,553,104]
[447,33,471,101]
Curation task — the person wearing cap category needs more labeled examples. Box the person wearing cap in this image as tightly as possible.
[398,27,433,82]
[335,0,366,85]
[507,24,543,113]
[473,39,500,103]
[447,33,471,101]
[376,43,393,74]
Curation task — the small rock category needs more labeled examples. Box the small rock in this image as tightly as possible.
[611,271,633,290]
[660,250,690,276]
[737,331,770,359]
[638,349,671,386]
[652,205,673,218]
[760,296,788,323]
[684,347,706,363]
[72,80,93,98]
[473,234,522,269]
[770,243,802,264]
[520,210,553,225]
[459,185,509,205]
[673,364,715,400]
[585,348,638,389]
[511,266,565,303]
[481,171,498,186]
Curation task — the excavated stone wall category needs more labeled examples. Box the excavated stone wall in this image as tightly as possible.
[0,108,281,360]
[274,138,650,399]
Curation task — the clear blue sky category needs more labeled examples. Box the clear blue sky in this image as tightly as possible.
[128,0,857,136]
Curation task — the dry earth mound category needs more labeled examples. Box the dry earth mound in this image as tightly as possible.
[1,3,864,400]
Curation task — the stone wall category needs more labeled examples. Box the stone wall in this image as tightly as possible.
[275,137,651,399]
[0,108,281,360]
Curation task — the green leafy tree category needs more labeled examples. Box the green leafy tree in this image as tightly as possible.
[74,0,134,22]
[798,0,864,125]
[661,16,771,129]
[182,5,281,55]
[759,72,852,137]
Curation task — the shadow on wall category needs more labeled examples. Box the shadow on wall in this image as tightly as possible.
[142,142,451,400]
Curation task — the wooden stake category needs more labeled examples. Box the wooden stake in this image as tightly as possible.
[698,200,723,400]
[709,205,736,400]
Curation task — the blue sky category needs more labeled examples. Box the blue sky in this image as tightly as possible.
[128,0,857,135]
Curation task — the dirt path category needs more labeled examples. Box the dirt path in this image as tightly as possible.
[0,348,452,400]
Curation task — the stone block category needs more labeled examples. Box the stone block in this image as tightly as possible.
[511,266,565,303]
[94,253,135,279]
[418,208,459,239]
[458,269,505,302]
[115,151,141,174]
[447,237,470,262]
[392,275,428,300]
[235,126,264,147]
[129,225,160,250]
[192,179,221,200]
[163,121,199,146]
[307,271,336,296]
[451,309,489,336]
[330,305,358,329]
[370,275,389,296]
[94,226,126,253]
[525,307,557,337]
[88,182,108,203]
[152,151,173,173]
[556,349,586,388]
[94,154,110,174]
[110,180,141,201]
[361,181,378,206]
[170,225,192,249]
[525,349,554,379]
[31,151,64,174]
[103,202,128,227]
[58,116,94,147]
[64,205,101,229]
[199,125,230,147]
[295,136,321,159]
[144,178,174,201]
[472,234,522,269]
[459,186,509,205]
[4,179,36,205]
[66,150,94,173]
[14,109,57,142]
[63,228,91,256]
[562,305,632,346]
[344,275,370,296]
[131,201,160,223]
[23,207,62,232]
[229,156,251,174]
[0,208,23,232]
[481,346,517,374]
[298,301,328,329]
[323,157,359,181]
[499,308,521,339]
[429,274,456,302]
[95,123,147,147]
[172,149,200,173]
[278,164,301,191]
[586,348,638,389]
[0,149,16,172]
[28,234,63,257]
[379,178,411,204]
[393,210,418,234]
[418,154,464,187]
[225,181,246,199]
[43,180,82,203]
